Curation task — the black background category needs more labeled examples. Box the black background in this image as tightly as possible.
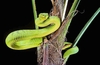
[1,0,100,65]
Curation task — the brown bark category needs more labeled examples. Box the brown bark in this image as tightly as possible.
[37,0,69,65]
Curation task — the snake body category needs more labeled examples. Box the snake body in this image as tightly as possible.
[5,13,61,50]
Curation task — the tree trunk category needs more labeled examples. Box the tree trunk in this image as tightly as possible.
[37,0,71,65]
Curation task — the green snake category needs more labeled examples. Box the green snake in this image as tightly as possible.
[5,13,78,59]
[5,13,60,50]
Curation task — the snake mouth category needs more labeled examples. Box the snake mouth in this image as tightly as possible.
[10,39,30,49]
[11,43,20,49]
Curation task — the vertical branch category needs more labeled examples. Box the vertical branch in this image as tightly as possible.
[31,0,38,29]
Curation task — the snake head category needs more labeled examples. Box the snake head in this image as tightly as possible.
[39,13,49,21]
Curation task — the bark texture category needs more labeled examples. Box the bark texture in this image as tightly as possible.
[37,0,69,65]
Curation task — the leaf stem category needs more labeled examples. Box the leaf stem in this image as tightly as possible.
[73,7,100,47]
[32,0,38,29]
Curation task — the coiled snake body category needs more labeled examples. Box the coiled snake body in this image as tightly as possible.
[5,13,60,50]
